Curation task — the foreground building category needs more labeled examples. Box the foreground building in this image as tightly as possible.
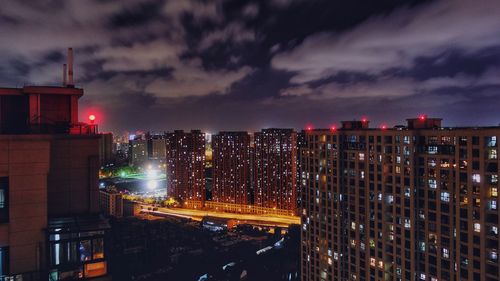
[0,49,109,279]
[301,117,500,281]
[0,89,109,279]
[166,130,206,205]
[254,129,298,214]
[212,132,251,205]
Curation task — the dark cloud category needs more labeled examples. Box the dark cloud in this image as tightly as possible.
[43,50,64,63]
[1,0,499,133]
[109,1,165,29]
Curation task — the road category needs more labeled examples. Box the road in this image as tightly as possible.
[138,204,300,227]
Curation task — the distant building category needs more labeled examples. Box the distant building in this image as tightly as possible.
[166,130,205,203]
[123,199,141,217]
[147,134,166,162]
[296,130,307,213]
[302,117,500,281]
[254,129,298,214]
[100,189,123,218]
[201,216,237,231]
[129,136,148,166]
[99,132,113,166]
[212,132,251,205]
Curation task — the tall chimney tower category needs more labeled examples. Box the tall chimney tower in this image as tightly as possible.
[67,48,74,87]
[63,63,67,86]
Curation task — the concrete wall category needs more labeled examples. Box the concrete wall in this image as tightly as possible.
[0,134,100,275]
[47,136,100,216]
[0,137,50,274]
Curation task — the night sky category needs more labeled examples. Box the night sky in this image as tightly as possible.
[1,0,500,133]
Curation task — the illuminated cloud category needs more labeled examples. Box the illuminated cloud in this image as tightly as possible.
[0,0,499,132]
[272,0,500,84]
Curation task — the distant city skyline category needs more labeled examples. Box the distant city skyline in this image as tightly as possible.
[1,0,500,133]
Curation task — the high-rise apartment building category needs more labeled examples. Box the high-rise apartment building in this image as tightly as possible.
[254,129,298,214]
[129,135,148,166]
[212,132,251,205]
[147,133,166,162]
[301,117,500,281]
[100,189,123,218]
[166,130,205,203]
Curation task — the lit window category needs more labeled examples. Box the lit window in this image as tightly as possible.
[404,187,411,198]
[486,136,497,147]
[404,218,411,229]
[490,200,497,210]
[488,149,498,160]
[80,240,92,262]
[370,258,376,267]
[428,179,437,189]
[472,174,481,183]
[428,146,438,154]
[491,175,499,184]
[474,223,481,233]
[491,226,499,235]
[491,187,498,197]
[490,251,498,261]
[419,241,425,252]
[440,191,450,202]
[443,248,449,258]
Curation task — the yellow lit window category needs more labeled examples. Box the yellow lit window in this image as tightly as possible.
[84,261,107,278]
[491,187,498,197]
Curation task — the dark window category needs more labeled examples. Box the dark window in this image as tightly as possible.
[0,247,8,276]
[0,177,8,223]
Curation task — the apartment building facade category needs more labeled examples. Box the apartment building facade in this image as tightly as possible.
[302,117,499,281]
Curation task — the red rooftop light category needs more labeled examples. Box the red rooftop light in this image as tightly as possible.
[381,124,387,130]
[89,114,96,123]
[419,114,426,121]
[330,125,337,131]
[361,118,368,123]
